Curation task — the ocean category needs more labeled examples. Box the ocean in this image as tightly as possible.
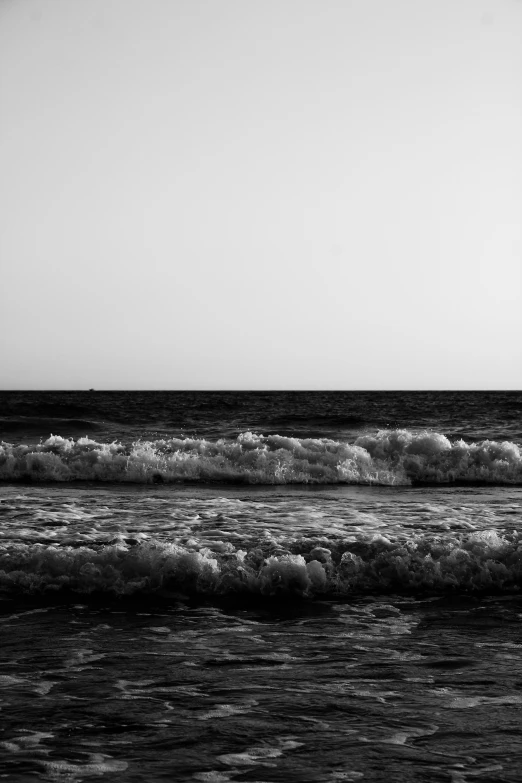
[1,390,521,782]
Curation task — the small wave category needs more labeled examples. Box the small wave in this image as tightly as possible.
[1,529,521,598]
[2,403,95,418]
[268,414,367,428]
[262,414,371,439]
[0,430,521,486]
[0,419,101,438]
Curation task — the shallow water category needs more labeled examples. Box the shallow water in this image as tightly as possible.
[2,591,522,781]
[1,391,521,781]
[0,484,521,781]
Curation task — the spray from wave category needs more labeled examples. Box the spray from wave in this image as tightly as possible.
[0,430,521,486]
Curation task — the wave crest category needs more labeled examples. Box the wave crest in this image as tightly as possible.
[2,529,521,597]
[0,430,521,485]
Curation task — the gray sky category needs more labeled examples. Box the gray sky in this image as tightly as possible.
[1,0,521,390]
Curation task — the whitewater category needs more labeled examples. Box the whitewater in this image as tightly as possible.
[1,429,521,485]
[2,485,522,600]
[1,391,521,781]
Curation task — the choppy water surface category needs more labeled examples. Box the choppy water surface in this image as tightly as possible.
[1,390,521,444]
[0,392,521,781]
[3,591,522,782]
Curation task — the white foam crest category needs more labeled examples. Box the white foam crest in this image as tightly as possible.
[0,430,521,485]
[356,430,522,483]
[1,527,521,598]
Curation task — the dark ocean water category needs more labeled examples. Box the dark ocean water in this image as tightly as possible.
[1,391,521,782]
[2,390,521,444]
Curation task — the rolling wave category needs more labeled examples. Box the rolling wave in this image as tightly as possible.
[0,430,521,486]
[1,529,521,598]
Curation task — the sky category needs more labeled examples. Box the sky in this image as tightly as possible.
[1,0,521,390]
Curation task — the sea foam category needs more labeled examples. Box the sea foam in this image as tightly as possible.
[1,528,521,598]
[0,430,521,486]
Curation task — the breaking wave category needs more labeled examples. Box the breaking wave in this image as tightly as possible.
[0,430,521,486]
[2,529,521,598]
